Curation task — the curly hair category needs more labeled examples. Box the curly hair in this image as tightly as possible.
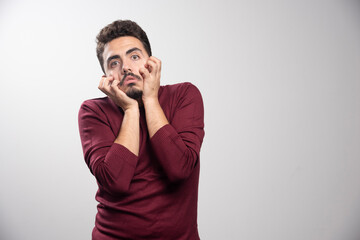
[96,20,152,73]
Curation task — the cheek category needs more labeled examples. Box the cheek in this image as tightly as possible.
[135,59,147,73]
[107,68,123,80]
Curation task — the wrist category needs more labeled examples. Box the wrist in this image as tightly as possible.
[143,96,159,106]
[124,104,140,115]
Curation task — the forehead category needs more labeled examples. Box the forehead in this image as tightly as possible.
[103,36,145,59]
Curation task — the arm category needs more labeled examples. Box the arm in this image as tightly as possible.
[78,101,138,194]
[140,57,205,182]
[150,84,205,182]
[78,76,140,194]
[140,57,169,138]
[99,75,140,156]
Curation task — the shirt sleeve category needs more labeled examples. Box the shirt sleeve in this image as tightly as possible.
[150,83,205,182]
[78,100,138,194]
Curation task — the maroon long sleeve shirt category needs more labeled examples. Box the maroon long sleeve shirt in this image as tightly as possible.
[78,82,205,239]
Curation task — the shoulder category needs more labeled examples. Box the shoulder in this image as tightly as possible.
[81,97,109,107]
[79,97,118,116]
[80,97,107,111]
[160,82,202,99]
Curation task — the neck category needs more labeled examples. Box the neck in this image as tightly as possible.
[137,98,144,108]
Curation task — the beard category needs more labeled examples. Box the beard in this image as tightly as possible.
[126,84,143,100]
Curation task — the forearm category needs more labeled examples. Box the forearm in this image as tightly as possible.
[143,98,169,138]
[79,100,139,194]
[146,83,205,182]
[150,124,200,181]
[114,107,140,156]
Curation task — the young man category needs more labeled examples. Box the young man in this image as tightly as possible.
[78,20,205,239]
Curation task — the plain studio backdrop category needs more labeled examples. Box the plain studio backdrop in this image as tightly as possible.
[1,0,359,239]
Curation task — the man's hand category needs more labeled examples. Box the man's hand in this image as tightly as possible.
[140,56,169,138]
[98,75,138,111]
[140,56,162,103]
[98,75,140,156]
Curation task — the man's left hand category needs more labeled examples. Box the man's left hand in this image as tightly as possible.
[140,56,161,102]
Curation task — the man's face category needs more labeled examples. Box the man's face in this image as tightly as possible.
[102,36,149,99]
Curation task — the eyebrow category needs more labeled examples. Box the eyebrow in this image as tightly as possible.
[106,48,143,66]
[126,47,143,55]
[106,55,120,66]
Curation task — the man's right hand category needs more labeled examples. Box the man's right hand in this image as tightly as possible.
[98,75,138,111]
[98,75,140,156]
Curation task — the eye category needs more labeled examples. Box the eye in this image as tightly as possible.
[110,61,120,68]
[131,54,140,61]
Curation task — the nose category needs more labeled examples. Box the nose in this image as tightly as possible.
[122,60,132,74]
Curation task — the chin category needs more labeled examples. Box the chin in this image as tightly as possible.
[126,86,143,100]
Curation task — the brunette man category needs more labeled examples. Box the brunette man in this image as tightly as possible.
[78,20,205,240]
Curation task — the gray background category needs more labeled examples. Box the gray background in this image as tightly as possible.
[1,0,360,239]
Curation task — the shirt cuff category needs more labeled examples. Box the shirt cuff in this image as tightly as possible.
[151,124,176,144]
[105,143,138,169]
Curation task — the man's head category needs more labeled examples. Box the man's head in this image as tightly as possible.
[96,20,152,99]
[96,20,152,73]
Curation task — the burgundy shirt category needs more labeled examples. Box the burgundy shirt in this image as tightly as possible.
[78,82,205,239]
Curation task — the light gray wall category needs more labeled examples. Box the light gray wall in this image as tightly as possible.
[1,0,359,239]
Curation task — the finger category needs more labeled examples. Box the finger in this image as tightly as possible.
[146,60,157,74]
[144,61,152,73]
[110,79,121,92]
[113,84,132,104]
[139,67,150,80]
[149,56,161,69]
[98,75,106,89]
[111,71,120,81]
[147,57,161,73]
[111,78,120,86]
[115,87,127,98]
[102,76,114,94]
[108,75,115,86]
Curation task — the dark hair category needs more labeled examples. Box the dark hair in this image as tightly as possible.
[96,20,152,73]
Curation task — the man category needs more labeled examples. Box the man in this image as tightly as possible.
[78,20,205,240]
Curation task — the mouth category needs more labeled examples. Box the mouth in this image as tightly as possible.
[124,76,138,85]
[120,73,142,86]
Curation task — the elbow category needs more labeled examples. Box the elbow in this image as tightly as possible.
[167,171,193,183]
[167,172,189,183]
[102,181,131,195]
[93,163,132,195]
[166,150,199,182]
